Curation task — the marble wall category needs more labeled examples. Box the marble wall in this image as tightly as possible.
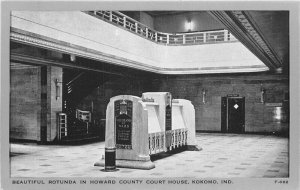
[10,65,41,141]
[154,72,289,134]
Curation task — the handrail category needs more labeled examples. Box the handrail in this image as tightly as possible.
[84,11,238,46]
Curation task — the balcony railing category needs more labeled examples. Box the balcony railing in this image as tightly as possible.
[84,11,238,46]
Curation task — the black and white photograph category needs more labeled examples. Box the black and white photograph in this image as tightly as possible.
[1,1,300,190]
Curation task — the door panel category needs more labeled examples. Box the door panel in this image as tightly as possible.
[221,97,227,132]
[227,97,245,133]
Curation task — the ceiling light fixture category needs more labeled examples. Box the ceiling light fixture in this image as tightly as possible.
[186,20,193,32]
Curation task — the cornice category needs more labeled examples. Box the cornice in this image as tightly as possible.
[10,28,160,74]
[230,11,282,67]
[209,11,282,70]
[10,28,268,75]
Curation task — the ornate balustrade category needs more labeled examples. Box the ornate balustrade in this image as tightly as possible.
[167,128,188,151]
[148,128,188,155]
[148,131,166,155]
[84,11,237,46]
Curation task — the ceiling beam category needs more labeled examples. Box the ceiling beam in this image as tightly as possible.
[209,11,282,71]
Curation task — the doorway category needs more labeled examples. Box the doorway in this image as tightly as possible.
[221,96,245,133]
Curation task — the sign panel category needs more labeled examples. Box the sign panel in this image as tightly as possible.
[165,93,172,131]
[165,105,172,131]
[265,103,283,107]
[227,94,239,97]
[114,99,133,149]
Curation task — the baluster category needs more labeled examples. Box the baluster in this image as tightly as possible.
[178,129,181,147]
[167,34,169,44]
[176,129,179,148]
[183,130,185,145]
[123,17,126,28]
[157,133,159,152]
[172,131,174,150]
[159,133,162,152]
[135,23,138,33]
[162,132,164,151]
[109,11,112,22]
[179,130,182,146]
[162,133,164,151]
[174,130,177,148]
[175,130,177,148]
[149,134,152,155]
[176,130,179,147]
[163,133,167,152]
[170,131,172,150]
[169,131,172,151]
[149,134,151,153]
[185,130,187,145]
[182,130,184,145]
[185,130,188,144]
[203,32,206,43]
[178,131,180,146]
[173,130,176,148]
[172,131,175,149]
[157,133,160,152]
[177,130,180,147]
[224,30,228,42]
[154,133,157,153]
[157,134,159,152]
[153,135,156,153]
[154,135,156,154]
[182,130,184,146]
[181,129,183,146]
[160,133,163,151]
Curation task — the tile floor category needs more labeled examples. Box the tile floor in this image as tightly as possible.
[10,133,289,178]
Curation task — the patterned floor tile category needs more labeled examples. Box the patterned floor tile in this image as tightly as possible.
[267,169,280,172]
[17,169,31,171]
[39,164,52,167]
[120,170,134,173]
[10,133,289,178]
[203,165,214,168]
[228,172,240,175]
[150,173,163,176]
[263,175,276,178]
[241,163,252,166]
[164,167,175,170]
[43,171,56,174]
[234,167,246,170]
[194,170,206,173]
